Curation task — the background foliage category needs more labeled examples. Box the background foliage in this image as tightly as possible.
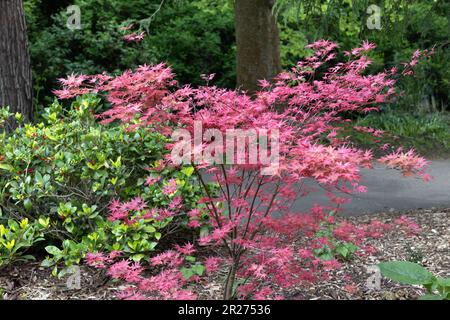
[25,0,236,109]
[24,0,449,112]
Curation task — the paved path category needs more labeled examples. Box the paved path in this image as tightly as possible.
[291,160,450,216]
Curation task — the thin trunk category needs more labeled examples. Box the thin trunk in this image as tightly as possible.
[223,259,238,300]
[0,0,33,129]
[235,0,282,94]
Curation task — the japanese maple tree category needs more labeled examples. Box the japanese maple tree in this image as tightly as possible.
[57,40,430,300]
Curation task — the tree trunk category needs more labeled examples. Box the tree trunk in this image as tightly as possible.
[223,259,238,300]
[235,0,281,94]
[0,0,33,128]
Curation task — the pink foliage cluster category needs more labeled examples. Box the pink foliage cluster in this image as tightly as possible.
[353,126,384,137]
[107,194,184,225]
[333,216,421,243]
[394,215,421,235]
[379,148,430,180]
[86,207,421,300]
[86,243,219,300]
[57,40,430,299]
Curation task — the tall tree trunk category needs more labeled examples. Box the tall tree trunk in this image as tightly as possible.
[235,0,281,94]
[0,0,33,128]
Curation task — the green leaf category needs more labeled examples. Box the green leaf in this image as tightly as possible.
[335,245,349,258]
[318,253,334,261]
[144,225,156,233]
[436,277,450,287]
[180,267,194,280]
[40,258,54,268]
[181,166,195,177]
[148,242,158,251]
[378,261,435,285]
[51,266,58,277]
[418,294,445,300]
[0,163,14,172]
[35,171,44,184]
[127,241,137,251]
[191,264,205,276]
[111,156,122,168]
[20,255,36,262]
[45,245,62,256]
[8,220,19,231]
[131,254,145,262]
[185,255,196,262]
[23,198,33,212]
[38,217,50,228]
[200,226,209,238]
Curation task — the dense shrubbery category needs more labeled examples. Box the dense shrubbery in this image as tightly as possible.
[0,217,49,268]
[25,0,236,108]
[24,0,449,111]
[276,0,450,111]
[1,96,167,218]
[0,97,204,275]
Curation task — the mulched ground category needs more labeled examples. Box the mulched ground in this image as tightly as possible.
[297,208,450,300]
[1,208,449,300]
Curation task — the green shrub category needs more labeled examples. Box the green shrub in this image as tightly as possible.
[26,0,236,107]
[0,96,205,274]
[312,212,358,262]
[276,0,450,112]
[39,193,182,276]
[0,96,166,219]
[0,217,50,268]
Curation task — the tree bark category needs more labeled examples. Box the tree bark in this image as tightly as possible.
[0,0,33,128]
[235,0,281,94]
[223,258,238,300]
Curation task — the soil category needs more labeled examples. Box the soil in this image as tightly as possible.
[1,208,449,300]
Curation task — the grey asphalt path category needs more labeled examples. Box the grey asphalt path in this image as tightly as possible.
[290,160,450,216]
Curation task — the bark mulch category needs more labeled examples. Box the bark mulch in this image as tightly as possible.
[0,208,448,300]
